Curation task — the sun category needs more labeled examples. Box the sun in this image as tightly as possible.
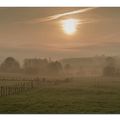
[61,18,79,35]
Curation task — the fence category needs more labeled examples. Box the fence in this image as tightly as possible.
[0,77,71,97]
[0,79,34,97]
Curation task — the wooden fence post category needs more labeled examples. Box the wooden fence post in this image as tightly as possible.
[5,86,7,96]
[0,86,3,96]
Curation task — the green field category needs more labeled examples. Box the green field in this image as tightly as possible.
[0,77,120,114]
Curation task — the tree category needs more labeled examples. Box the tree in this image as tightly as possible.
[103,57,116,76]
[0,57,21,73]
[64,64,72,71]
[47,61,63,76]
[23,58,49,75]
[64,63,72,74]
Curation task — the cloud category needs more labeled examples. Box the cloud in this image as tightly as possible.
[62,41,120,52]
[24,7,96,24]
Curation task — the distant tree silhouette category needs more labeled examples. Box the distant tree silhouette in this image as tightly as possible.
[103,57,116,76]
[23,59,40,74]
[64,64,72,71]
[0,57,20,73]
[47,61,63,76]
[23,58,48,75]
[64,63,72,75]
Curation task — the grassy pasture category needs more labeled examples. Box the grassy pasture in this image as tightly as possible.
[0,77,120,113]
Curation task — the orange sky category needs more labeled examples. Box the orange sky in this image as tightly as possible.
[0,7,120,62]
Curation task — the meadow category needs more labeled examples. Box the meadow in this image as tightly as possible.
[0,77,120,114]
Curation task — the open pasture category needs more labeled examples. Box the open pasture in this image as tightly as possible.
[0,77,120,113]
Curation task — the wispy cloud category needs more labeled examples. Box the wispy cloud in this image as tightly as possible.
[24,7,96,24]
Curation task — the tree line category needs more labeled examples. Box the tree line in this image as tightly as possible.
[0,57,64,76]
[0,56,119,77]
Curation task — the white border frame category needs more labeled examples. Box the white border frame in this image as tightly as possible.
[0,0,120,7]
[0,0,120,119]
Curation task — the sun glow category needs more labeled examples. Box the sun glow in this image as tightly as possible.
[61,18,79,35]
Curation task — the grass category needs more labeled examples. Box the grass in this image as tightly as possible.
[0,77,120,114]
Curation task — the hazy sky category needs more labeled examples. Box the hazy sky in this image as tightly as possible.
[0,7,120,62]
